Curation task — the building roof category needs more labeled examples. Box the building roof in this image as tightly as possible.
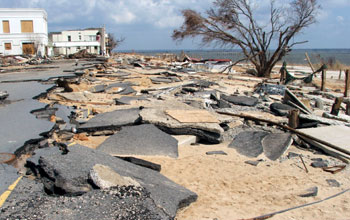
[0,8,47,17]
[49,28,101,35]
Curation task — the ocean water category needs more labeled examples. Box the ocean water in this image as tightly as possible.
[128,49,350,66]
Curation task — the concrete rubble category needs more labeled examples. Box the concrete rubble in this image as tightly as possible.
[1,53,350,219]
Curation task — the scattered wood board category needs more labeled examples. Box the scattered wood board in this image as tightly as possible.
[298,125,350,161]
[165,110,219,123]
[284,88,313,114]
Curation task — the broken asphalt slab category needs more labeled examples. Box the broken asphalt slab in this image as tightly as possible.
[78,108,141,132]
[116,156,161,172]
[270,102,296,116]
[229,131,268,158]
[262,133,293,161]
[0,81,53,100]
[140,107,224,144]
[0,61,79,83]
[97,124,179,158]
[0,100,55,154]
[229,131,292,160]
[26,145,197,218]
[115,96,148,105]
[0,177,170,220]
[221,94,259,107]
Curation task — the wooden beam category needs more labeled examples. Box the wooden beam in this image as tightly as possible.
[345,70,350,97]
[216,110,350,158]
[321,69,327,92]
[331,97,344,116]
[305,53,315,72]
[346,103,350,116]
[288,109,300,129]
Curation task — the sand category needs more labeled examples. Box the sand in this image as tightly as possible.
[133,143,350,220]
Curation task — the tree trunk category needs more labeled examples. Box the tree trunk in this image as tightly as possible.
[256,64,272,78]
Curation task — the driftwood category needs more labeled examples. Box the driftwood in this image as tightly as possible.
[238,188,350,220]
[216,111,350,160]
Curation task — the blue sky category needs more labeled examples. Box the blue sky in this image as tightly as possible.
[1,0,349,50]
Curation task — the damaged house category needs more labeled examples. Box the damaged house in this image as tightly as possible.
[0,8,48,56]
[49,27,107,56]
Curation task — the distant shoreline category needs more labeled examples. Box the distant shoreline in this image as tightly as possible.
[118,48,350,66]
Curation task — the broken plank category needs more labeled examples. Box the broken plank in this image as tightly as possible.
[165,109,220,123]
[284,88,313,114]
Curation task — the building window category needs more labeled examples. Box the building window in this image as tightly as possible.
[77,46,81,50]
[94,46,98,50]
[22,43,35,55]
[79,35,82,40]
[4,43,11,50]
[21,20,33,33]
[2,20,10,33]
[68,36,71,42]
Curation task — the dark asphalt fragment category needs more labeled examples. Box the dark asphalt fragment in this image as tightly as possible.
[0,178,171,220]
[26,145,196,218]
[78,108,141,132]
[97,124,179,158]
[221,94,259,107]
[229,131,269,158]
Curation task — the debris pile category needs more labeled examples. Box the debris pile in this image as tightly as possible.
[68,49,97,59]
[1,53,350,219]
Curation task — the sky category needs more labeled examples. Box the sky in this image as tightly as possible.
[1,0,349,50]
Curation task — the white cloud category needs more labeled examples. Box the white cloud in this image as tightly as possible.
[336,15,344,22]
[111,11,136,24]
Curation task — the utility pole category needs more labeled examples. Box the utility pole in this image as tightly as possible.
[100,25,106,56]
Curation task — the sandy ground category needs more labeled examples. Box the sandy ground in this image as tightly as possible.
[77,134,350,220]
[138,143,350,220]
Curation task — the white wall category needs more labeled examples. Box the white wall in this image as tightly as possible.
[50,29,103,56]
[0,8,48,56]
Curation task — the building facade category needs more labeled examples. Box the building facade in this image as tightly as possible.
[0,8,48,56]
[49,28,107,56]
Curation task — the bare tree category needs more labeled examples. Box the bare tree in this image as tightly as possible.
[107,33,125,55]
[173,0,320,77]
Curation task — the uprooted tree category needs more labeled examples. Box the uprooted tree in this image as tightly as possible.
[172,0,320,77]
[107,33,125,55]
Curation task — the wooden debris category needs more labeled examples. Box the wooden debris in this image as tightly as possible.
[238,189,350,220]
[165,109,219,123]
[288,109,300,129]
[305,53,316,73]
[284,88,312,114]
[331,97,343,116]
[299,155,309,173]
[321,69,327,91]
[217,111,350,163]
[322,165,346,174]
[345,70,350,97]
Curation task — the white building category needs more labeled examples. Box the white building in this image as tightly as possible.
[0,8,48,56]
[49,28,107,56]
